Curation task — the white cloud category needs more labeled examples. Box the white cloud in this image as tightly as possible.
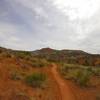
[0,0,100,53]
[0,23,18,40]
[51,0,100,20]
[0,22,20,47]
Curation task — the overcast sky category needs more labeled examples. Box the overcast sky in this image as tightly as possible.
[0,0,100,53]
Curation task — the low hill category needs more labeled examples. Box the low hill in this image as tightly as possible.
[32,48,100,66]
[0,47,100,66]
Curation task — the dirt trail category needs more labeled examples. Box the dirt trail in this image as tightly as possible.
[51,64,76,100]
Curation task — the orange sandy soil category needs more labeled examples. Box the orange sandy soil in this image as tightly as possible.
[64,77,100,100]
[52,64,100,100]
[0,57,100,100]
[0,57,61,100]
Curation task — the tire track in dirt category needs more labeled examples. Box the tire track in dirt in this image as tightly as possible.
[51,63,76,100]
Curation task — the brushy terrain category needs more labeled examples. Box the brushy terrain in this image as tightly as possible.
[58,63,100,100]
[32,48,100,66]
[0,47,60,100]
[59,63,100,86]
[0,47,100,100]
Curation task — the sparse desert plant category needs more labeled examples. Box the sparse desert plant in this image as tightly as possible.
[65,69,80,80]
[0,52,12,58]
[59,63,93,86]
[75,69,92,86]
[25,72,47,88]
[32,62,44,68]
[59,65,67,76]
[13,91,30,100]
[6,53,12,58]
[10,71,22,80]
[93,68,100,76]
[15,51,31,59]
[31,59,49,68]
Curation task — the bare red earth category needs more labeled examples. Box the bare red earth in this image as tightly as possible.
[51,64,76,100]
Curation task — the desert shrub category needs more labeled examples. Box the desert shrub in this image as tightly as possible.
[66,69,80,80]
[0,52,12,58]
[32,62,44,67]
[74,69,92,86]
[10,71,22,80]
[92,68,100,76]
[31,59,49,68]
[59,64,70,74]
[59,63,92,86]
[6,53,12,58]
[25,72,47,88]
[13,92,30,100]
[65,69,91,86]
[15,51,31,59]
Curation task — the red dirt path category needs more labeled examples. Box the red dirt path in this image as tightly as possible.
[51,64,76,100]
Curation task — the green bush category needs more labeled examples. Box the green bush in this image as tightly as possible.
[25,72,47,88]
[75,69,92,86]
[59,63,93,87]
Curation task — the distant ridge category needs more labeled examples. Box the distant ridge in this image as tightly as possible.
[32,47,100,66]
[0,46,100,66]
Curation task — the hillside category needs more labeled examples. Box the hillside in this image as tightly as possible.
[32,48,100,66]
[0,47,100,66]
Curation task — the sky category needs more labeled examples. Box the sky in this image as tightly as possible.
[0,0,100,54]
